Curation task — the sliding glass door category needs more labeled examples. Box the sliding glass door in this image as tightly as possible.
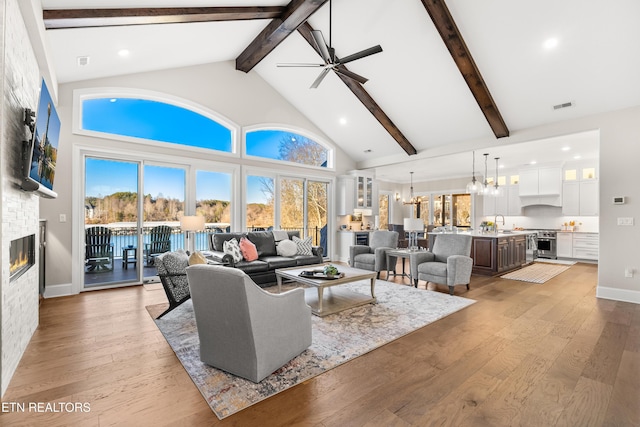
[84,157,141,288]
[278,177,329,256]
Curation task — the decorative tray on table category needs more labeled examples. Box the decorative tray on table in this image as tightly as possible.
[299,269,345,280]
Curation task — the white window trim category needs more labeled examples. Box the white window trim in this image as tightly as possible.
[242,123,336,171]
[73,87,241,159]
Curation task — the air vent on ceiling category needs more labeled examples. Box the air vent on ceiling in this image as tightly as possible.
[553,101,574,110]
[77,56,90,66]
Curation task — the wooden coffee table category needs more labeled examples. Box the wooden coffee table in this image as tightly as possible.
[275,264,377,317]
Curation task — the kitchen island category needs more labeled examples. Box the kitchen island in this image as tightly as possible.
[428,231,536,276]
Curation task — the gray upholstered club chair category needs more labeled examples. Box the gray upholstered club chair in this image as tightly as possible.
[410,234,473,295]
[349,230,399,278]
[185,264,312,383]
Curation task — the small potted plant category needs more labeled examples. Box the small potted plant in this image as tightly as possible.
[323,264,340,278]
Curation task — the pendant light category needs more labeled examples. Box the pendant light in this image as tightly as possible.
[479,153,490,195]
[465,151,479,194]
[492,157,503,196]
[403,172,421,205]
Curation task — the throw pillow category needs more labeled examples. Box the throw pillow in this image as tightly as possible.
[239,237,259,261]
[272,230,289,242]
[292,235,313,255]
[188,251,207,265]
[223,238,243,263]
[276,239,298,257]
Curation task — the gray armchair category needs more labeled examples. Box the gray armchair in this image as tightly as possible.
[185,264,312,383]
[410,234,473,295]
[349,230,399,278]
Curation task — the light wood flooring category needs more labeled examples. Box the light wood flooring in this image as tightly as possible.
[1,262,639,426]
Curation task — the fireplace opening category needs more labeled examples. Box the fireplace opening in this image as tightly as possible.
[10,234,35,282]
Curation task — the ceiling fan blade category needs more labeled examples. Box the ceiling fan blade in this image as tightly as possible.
[333,68,368,84]
[277,63,325,67]
[310,68,331,89]
[338,45,383,65]
[311,30,332,64]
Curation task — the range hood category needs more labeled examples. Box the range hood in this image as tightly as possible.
[519,194,562,207]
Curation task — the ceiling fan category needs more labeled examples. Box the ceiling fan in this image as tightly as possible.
[277,0,382,89]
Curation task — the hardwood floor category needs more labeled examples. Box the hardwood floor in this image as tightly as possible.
[2,262,639,426]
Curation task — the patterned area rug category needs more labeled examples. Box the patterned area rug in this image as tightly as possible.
[149,280,475,419]
[500,262,571,283]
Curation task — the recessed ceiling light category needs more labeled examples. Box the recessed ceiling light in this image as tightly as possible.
[562,146,571,151]
[339,117,347,125]
[118,49,130,57]
[530,160,537,165]
[543,38,558,50]
[573,155,582,160]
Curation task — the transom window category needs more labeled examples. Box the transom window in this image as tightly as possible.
[81,97,233,153]
[245,129,331,168]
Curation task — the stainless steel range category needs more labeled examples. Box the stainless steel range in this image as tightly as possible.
[536,230,558,259]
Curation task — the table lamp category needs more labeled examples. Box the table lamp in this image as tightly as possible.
[403,218,423,250]
[180,215,205,254]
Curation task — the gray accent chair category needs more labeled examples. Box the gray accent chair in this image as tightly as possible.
[349,230,399,278]
[186,264,312,383]
[410,234,473,295]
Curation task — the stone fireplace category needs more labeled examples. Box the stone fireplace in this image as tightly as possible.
[10,234,36,283]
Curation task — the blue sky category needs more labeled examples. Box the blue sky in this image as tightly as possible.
[83,98,286,203]
[34,79,61,150]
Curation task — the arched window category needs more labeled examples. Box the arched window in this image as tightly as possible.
[80,96,234,153]
[245,128,332,168]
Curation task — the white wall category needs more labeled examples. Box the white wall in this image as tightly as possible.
[41,61,357,289]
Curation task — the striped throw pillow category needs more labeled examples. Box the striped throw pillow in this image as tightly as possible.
[292,236,313,255]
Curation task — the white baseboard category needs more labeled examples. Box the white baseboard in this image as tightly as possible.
[596,286,640,304]
[43,283,75,298]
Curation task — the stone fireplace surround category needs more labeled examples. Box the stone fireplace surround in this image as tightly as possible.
[1,0,42,396]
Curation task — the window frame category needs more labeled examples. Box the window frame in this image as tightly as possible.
[242,124,335,171]
[73,87,240,158]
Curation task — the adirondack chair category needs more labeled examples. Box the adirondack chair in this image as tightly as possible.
[85,226,114,273]
[145,225,172,266]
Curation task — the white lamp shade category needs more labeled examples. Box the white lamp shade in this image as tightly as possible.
[180,215,205,231]
[403,218,423,232]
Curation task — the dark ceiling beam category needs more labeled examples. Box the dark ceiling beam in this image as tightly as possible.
[419,0,509,138]
[236,0,328,73]
[43,7,285,30]
[297,22,417,156]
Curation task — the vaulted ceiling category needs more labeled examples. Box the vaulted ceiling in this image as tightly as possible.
[38,0,640,182]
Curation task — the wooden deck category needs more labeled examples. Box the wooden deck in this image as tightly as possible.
[2,262,639,426]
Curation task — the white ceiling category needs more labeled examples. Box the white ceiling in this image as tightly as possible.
[39,0,639,183]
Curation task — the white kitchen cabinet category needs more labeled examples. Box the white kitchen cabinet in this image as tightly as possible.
[336,176,355,215]
[562,180,598,216]
[538,167,562,195]
[579,181,598,215]
[335,231,354,263]
[518,169,539,196]
[572,233,598,260]
[562,182,580,216]
[519,166,562,207]
[482,185,519,216]
[557,232,573,258]
[354,173,376,210]
[507,185,522,216]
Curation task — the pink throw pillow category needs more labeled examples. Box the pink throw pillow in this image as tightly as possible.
[239,237,259,261]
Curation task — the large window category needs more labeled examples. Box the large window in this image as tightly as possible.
[196,171,232,234]
[246,175,275,230]
[245,129,331,168]
[81,97,233,153]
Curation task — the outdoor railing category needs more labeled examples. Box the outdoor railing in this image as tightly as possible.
[89,224,326,259]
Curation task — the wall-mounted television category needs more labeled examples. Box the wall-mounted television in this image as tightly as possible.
[21,78,60,199]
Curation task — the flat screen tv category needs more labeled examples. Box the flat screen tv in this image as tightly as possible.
[21,79,60,198]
